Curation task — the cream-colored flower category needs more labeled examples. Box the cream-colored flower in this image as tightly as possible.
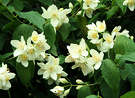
[96,20,106,32]
[10,36,26,57]
[123,0,135,11]
[87,49,104,70]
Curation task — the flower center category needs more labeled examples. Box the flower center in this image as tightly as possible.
[28,49,34,55]
[52,12,57,18]
[99,24,104,30]
[92,33,98,38]
[114,29,119,33]
[17,43,24,50]
[129,0,134,6]
[6,76,10,82]
[86,0,91,5]
[106,36,112,43]
[93,56,100,62]
[32,35,38,42]
[20,54,28,61]
[36,42,44,51]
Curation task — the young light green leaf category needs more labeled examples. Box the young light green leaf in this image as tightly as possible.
[121,52,135,62]
[120,91,135,98]
[77,86,91,98]
[86,95,98,98]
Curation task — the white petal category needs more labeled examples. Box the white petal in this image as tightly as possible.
[81,50,88,56]
[43,71,49,79]
[37,69,44,75]
[51,17,59,27]
[94,61,101,70]
[48,4,58,12]
[90,49,99,56]
[128,4,134,11]
[13,49,22,57]
[50,72,57,80]
[10,40,20,48]
[21,60,28,67]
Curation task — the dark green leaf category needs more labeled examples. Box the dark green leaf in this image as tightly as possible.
[16,11,45,30]
[0,5,6,12]
[2,12,14,21]
[2,52,13,59]
[106,5,119,19]
[0,33,6,51]
[16,61,35,88]
[121,52,135,62]
[97,4,107,9]
[58,55,66,64]
[38,0,53,5]
[120,91,135,98]
[1,0,9,6]
[10,0,24,11]
[2,20,20,31]
[131,80,135,91]
[12,24,34,41]
[77,86,91,98]
[58,23,71,41]
[75,15,88,37]
[44,23,56,48]
[120,69,129,80]
[101,59,120,97]
[114,35,135,55]
[115,0,127,15]
[50,45,57,56]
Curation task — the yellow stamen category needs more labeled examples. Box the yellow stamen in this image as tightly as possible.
[106,37,112,43]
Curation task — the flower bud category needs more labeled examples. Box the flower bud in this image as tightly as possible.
[76,11,81,15]
[130,36,134,41]
[69,2,73,9]
[64,89,70,96]
[76,85,83,90]
[59,8,64,11]
[59,78,69,84]
[76,79,84,84]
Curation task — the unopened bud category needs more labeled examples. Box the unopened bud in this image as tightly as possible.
[76,11,81,15]
[76,85,83,90]
[64,89,70,96]
[69,2,73,9]
[59,8,64,11]
[59,78,69,84]
[76,79,84,84]
[130,36,134,41]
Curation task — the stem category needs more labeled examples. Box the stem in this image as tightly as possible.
[6,56,16,61]
[69,6,82,18]
[8,90,11,98]
[107,49,110,58]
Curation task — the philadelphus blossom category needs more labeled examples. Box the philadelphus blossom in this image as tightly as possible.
[0,63,15,90]
[123,0,135,11]
[37,55,67,85]
[41,4,71,28]
[87,49,104,70]
[50,86,64,98]
[11,31,50,67]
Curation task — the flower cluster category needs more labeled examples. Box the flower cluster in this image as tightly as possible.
[77,0,100,18]
[37,55,67,85]
[123,0,135,11]
[86,20,130,52]
[65,38,104,76]
[0,63,15,90]
[11,31,50,67]
[41,4,71,29]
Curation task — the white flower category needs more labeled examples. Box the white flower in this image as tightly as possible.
[41,4,65,27]
[96,20,106,32]
[83,0,100,9]
[37,55,64,81]
[65,55,77,63]
[64,89,70,96]
[103,33,114,49]
[16,52,29,67]
[50,86,64,98]
[87,49,104,70]
[84,8,94,18]
[67,38,88,59]
[112,26,121,35]
[87,30,100,44]
[119,29,130,38]
[31,31,45,43]
[10,36,26,57]
[76,85,83,90]
[123,0,135,11]
[72,56,94,76]
[86,23,97,31]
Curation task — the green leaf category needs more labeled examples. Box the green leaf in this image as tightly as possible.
[58,55,66,64]
[100,80,114,98]
[44,23,56,48]
[125,63,135,82]
[120,69,129,80]
[12,24,34,41]
[120,91,135,98]
[115,0,127,15]
[16,11,45,30]
[0,5,6,12]
[2,52,13,60]
[121,52,135,62]
[50,45,57,56]
[86,95,98,98]
[10,0,24,11]
[114,35,135,55]
[1,0,9,6]
[131,80,135,91]
[58,23,71,41]
[106,5,119,19]
[2,12,14,21]
[77,86,91,98]
[38,0,53,5]
[16,62,35,88]
[97,4,107,9]
[0,33,6,51]
[2,20,20,31]
[101,59,120,98]
[75,15,88,37]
